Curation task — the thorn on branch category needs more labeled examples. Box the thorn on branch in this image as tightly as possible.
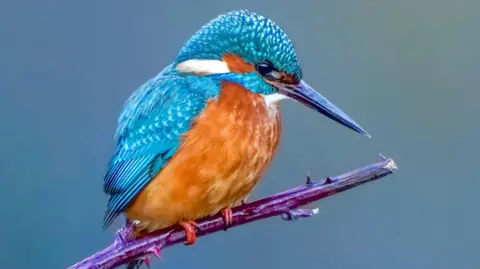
[149,246,161,258]
[143,257,151,268]
[323,177,334,185]
[306,171,313,185]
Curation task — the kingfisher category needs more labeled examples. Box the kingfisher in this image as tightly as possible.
[103,9,370,248]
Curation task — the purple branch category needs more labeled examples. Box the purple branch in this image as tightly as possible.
[68,157,398,269]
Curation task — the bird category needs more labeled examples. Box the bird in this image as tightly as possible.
[102,9,370,252]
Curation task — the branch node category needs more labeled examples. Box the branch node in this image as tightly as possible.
[281,208,319,221]
[114,224,134,244]
[385,158,398,172]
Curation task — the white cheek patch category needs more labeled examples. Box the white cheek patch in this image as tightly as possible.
[262,93,289,107]
[176,59,231,75]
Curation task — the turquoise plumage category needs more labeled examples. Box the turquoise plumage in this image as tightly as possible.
[103,65,215,227]
[176,10,302,78]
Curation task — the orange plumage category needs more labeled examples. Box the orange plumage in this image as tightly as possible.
[125,81,281,235]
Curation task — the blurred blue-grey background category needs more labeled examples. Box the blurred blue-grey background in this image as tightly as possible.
[1,0,479,268]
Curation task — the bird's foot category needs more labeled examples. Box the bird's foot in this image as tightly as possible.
[179,220,200,245]
[221,208,233,230]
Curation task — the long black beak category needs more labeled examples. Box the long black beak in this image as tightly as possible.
[275,80,371,137]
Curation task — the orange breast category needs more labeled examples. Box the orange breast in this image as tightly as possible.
[125,82,282,233]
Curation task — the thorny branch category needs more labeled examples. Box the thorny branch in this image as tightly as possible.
[68,156,398,269]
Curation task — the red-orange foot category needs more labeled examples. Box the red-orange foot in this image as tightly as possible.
[179,220,199,245]
[221,208,233,230]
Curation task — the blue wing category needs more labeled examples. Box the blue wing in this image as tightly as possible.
[102,65,214,228]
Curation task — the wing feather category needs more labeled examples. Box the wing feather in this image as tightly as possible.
[102,65,212,228]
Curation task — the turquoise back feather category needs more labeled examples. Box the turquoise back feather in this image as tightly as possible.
[104,65,212,227]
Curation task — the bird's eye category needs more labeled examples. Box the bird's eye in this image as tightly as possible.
[255,61,282,82]
[255,61,274,76]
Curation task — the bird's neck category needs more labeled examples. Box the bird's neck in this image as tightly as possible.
[217,81,281,123]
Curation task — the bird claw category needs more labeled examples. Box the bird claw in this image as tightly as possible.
[221,208,233,231]
[281,208,319,221]
[179,220,200,245]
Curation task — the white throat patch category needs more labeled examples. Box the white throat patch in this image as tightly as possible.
[176,59,231,75]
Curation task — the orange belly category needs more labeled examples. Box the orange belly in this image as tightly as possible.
[125,82,282,233]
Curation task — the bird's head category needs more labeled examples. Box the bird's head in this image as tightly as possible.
[175,10,370,137]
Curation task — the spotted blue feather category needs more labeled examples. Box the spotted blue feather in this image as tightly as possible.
[176,10,302,79]
[103,65,219,228]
